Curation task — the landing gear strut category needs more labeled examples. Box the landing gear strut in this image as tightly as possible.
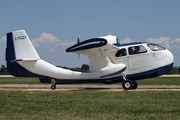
[51,83,57,90]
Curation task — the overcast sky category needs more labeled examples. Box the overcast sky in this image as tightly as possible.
[0,0,180,67]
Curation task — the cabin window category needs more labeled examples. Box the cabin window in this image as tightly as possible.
[128,45,147,55]
[147,43,166,51]
[115,48,126,57]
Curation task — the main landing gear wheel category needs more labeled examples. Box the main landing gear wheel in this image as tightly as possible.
[122,80,138,90]
[132,81,138,89]
[122,80,134,89]
[51,85,56,90]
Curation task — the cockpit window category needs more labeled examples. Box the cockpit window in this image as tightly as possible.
[128,45,147,55]
[147,43,166,51]
[115,48,126,57]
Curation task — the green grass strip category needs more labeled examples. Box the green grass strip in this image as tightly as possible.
[0,91,180,120]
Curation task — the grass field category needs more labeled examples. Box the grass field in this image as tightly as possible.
[0,90,180,120]
[0,77,179,85]
[0,77,180,119]
[0,77,46,84]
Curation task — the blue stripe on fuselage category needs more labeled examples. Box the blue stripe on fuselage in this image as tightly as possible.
[113,42,148,47]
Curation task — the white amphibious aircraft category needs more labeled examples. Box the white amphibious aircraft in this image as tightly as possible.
[6,30,173,90]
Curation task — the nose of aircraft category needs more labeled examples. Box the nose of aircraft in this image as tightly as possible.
[166,49,174,65]
[156,49,174,76]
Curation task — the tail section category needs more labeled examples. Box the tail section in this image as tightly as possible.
[6,30,40,76]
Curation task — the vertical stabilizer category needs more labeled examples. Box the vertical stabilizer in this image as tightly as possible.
[12,30,40,60]
[6,30,40,76]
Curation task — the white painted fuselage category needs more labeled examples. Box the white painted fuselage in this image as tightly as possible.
[6,30,173,84]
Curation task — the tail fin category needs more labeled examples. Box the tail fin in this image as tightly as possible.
[10,30,40,61]
[6,30,40,76]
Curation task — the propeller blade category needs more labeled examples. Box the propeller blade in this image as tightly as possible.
[77,35,80,44]
[77,35,80,62]
[78,53,80,62]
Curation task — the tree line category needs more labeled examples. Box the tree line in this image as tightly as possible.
[0,65,9,75]
[0,64,179,75]
[168,66,180,74]
[56,64,89,72]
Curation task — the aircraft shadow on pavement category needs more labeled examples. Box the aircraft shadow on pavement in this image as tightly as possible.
[71,88,111,91]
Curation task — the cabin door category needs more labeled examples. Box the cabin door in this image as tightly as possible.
[127,45,153,70]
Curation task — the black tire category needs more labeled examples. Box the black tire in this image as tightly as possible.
[51,85,56,90]
[122,80,134,89]
[132,81,138,89]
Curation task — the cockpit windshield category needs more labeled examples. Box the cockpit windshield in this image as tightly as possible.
[147,43,166,51]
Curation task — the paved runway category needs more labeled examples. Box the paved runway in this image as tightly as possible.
[0,84,180,91]
[1,88,180,91]
[0,88,180,91]
[0,75,180,91]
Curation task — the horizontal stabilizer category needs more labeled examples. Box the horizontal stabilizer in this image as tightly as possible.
[11,58,39,62]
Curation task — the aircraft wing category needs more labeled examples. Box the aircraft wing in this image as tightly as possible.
[66,38,119,57]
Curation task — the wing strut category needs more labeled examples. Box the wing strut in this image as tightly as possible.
[99,49,112,65]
